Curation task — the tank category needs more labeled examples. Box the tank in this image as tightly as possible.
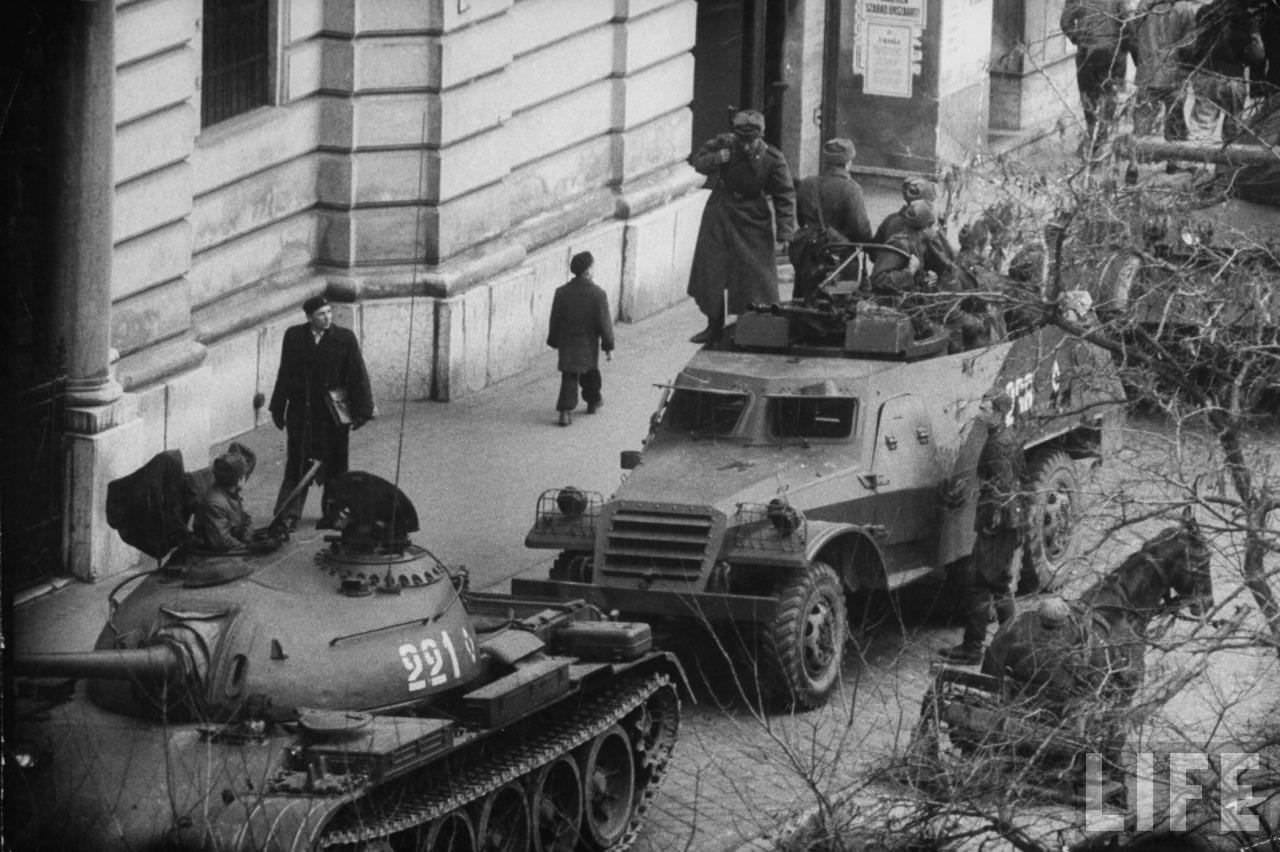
[515,282,1126,710]
[8,464,685,852]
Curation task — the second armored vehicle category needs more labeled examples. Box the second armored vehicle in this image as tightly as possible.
[517,293,1125,709]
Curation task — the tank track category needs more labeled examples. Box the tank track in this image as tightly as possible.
[318,669,679,850]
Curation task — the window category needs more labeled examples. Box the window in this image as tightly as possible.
[664,389,749,436]
[769,396,856,439]
[201,0,271,127]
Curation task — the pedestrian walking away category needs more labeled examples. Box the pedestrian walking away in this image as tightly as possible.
[686,109,796,344]
[939,393,1028,665]
[790,137,872,301]
[268,295,375,530]
[547,251,615,427]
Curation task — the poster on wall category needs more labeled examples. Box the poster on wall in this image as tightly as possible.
[862,22,914,98]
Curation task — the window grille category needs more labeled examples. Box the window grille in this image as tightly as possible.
[201,0,270,127]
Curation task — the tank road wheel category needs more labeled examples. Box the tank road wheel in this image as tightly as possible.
[529,756,584,852]
[474,782,532,852]
[577,724,637,850]
[422,811,477,852]
[1021,451,1082,594]
[765,562,848,710]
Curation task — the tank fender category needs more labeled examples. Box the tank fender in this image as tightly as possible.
[803,520,886,594]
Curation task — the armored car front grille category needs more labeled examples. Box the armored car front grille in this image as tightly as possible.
[601,507,714,581]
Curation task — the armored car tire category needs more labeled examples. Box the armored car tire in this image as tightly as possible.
[1021,450,1082,593]
[763,561,847,710]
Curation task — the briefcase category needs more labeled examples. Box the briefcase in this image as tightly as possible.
[325,388,353,425]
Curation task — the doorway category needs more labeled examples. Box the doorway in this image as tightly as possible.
[691,0,789,151]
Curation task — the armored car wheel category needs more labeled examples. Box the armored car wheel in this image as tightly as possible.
[764,561,847,710]
[1021,451,1081,593]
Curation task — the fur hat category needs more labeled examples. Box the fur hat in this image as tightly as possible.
[570,251,594,276]
[820,137,856,166]
[302,295,330,316]
[901,199,936,229]
[731,110,765,134]
[901,176,938,202]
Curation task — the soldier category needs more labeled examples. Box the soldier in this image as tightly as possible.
[1060,0,1131,155]
[790,137,872,301]
[939,393,1027,665]
[686,109,796,344]
[191,452,254,552]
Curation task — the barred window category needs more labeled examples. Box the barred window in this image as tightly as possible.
[201,0,271,127]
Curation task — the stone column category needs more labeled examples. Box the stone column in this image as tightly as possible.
[53,0,122,406]
[55,1,145,580]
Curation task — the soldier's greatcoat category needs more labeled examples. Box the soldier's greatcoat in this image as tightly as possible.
[686,134,796,317]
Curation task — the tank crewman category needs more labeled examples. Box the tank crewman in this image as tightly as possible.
[192,452,254,552]
[939,393,1028,665]
[268,295,375,531]
[686,109,796,344]
[790,137,872,301]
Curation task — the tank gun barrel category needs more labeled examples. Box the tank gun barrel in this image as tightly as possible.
[13,646,184,681]
[1116,134,1280,167]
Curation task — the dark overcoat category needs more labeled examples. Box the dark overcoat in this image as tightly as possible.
[547,276,614,373]
[268,323,374,479]
[686,135,796,316]
[794,168,872,244]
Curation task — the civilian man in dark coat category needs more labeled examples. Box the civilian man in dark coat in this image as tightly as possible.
[547,251,614,427]
[686,109,796,344]
[939,393,1027,664]
[268,295,374,529]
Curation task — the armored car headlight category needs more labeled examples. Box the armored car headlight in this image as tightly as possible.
[556,487,588,518]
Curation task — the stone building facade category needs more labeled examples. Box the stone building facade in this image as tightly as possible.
[10,0,1076,584]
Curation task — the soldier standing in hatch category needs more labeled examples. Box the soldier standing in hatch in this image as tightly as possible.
[269,295,374,530]
[790,137,872,301]
[547,251,614,427]
[940,393,1027,665]
[686,109,796,344]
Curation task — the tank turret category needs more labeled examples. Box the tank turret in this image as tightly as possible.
[10,464,684,852]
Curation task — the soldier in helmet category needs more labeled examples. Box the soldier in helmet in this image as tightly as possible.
[940,392,1028,665]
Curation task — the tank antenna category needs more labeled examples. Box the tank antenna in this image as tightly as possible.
[390,111,430,530]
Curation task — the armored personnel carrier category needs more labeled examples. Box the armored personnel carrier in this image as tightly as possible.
[9,461,684,851]
[516,286,1125,709]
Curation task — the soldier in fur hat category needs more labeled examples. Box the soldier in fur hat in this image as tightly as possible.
[686,109,796,344]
